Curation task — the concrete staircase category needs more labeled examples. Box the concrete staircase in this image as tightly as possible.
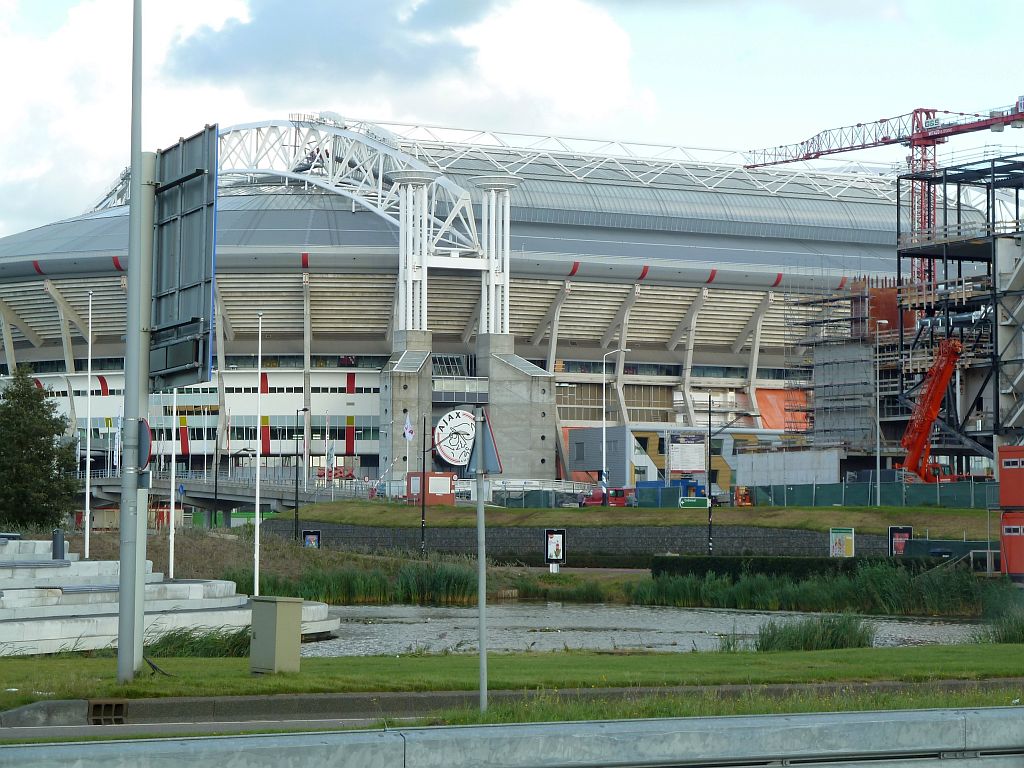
[0,539,339,656]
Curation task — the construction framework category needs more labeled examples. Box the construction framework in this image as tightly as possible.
[895,153,1024,470]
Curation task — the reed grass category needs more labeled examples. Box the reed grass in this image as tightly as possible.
[627,561,1009,618]
[144,627,251,657]
[512,574,606,603]
[220,560,477,606]
[975,609,1024,643]
[754,614,876,651]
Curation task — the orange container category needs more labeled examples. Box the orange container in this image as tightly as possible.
[997,445,1024,508]
[1000,510,1024,583]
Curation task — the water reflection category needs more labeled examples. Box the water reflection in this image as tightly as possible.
[302,603,979,657]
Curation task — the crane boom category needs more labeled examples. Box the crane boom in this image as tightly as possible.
[744,101,1024,168]
[897,338,962,483]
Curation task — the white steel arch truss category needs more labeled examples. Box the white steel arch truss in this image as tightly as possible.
[219,116,482,253]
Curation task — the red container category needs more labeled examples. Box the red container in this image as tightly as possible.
[997,445,1024,508]
[1000,510,1024,583]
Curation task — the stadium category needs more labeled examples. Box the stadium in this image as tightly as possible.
[0,113,955,495]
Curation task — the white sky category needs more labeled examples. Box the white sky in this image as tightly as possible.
[2,0,1023,238]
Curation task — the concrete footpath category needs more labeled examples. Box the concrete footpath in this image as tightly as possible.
[3,679,1023,741]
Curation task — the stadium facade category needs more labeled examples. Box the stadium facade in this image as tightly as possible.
[0,114,909,488]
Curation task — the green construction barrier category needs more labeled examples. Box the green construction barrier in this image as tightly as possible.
[813,483,845,506]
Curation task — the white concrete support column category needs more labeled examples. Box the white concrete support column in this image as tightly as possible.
[0,304,17,372]
[472,176,520,337]
[43,280,89,375]
[532,282,572,372]
[418,183,429,331]
[669,288,708,427]
[502,188,512,332]
[732,292,773,429]
[391,170,440,333]
[479,192,490,334]
[488,188,498,333]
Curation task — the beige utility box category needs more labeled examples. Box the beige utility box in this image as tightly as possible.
[250,595,303,674]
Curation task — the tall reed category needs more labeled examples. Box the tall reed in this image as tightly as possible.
[755,614,876,651]
[629,561,1005,618]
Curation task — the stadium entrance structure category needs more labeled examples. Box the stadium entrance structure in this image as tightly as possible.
[0,114,902,491]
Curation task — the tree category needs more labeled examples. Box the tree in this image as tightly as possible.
[0,366,79,527]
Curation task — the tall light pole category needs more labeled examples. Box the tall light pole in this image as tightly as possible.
[601,347,630,498]
[875,319,889,507]
[294,406,309,541]
[254,312,263,596]
[84,290,93,559]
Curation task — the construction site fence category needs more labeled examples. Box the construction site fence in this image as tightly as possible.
[750,480,999,509]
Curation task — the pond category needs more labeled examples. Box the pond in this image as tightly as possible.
[302,602,979,657]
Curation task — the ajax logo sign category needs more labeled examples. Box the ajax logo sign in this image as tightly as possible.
[433,409,476,466]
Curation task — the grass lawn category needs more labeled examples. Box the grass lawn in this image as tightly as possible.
[292,500,995,539]
[2,644,1022,712]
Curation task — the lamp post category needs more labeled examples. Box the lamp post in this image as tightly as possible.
[875,319,889,507]
[254,312,263,596]
[601,347,631,498]
[84,290,93,559]
[294,406,309,541]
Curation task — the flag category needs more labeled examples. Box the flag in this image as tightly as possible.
[113,410,122,470]
[403,414,414,442]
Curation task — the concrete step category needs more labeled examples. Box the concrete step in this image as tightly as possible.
[0,539,72,559]
[0,561,160,590]
[0,600,340,655]
[0,594,251,621]
[0,579,239,610]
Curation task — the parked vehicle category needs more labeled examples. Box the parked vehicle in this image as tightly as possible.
[579,487,637,507]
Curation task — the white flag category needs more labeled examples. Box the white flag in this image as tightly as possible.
[403,414,415,442]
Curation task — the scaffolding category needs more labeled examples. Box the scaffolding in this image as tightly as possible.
[894,152,1024,471]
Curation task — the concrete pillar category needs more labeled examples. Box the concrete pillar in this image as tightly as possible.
[380,330,434,491]
[476,333,557,479]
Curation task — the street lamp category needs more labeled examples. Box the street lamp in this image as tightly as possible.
[601,347,631,499]
[294,406,309,541]
[875,319,889,506]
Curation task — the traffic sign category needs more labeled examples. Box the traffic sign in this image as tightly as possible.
[467,408,502,475]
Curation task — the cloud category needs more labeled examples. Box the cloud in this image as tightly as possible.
[164,0,500,106]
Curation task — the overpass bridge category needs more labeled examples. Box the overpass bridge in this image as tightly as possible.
[85,469,374,515]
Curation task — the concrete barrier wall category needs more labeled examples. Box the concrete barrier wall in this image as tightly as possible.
[4,706,1022,768]
[264,519,888,558]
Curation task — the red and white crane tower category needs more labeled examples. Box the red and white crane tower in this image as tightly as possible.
[745,96,1024,283]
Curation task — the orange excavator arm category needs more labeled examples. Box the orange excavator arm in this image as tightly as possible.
[896,338,962,482]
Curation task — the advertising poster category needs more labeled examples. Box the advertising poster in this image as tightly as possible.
[302,529,322,549]
[545,528,566,564]
[829,527,855,558]
[888,525,913,556]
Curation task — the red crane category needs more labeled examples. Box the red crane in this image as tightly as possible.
[745,96,1024,282]
[895,338,962,483]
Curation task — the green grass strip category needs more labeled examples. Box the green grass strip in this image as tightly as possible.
[2,644,1023,712]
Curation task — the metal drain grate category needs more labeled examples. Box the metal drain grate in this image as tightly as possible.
[88,699,127,725]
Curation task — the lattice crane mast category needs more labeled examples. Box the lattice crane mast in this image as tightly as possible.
[745,96,1024,282]
[896,338,962,483]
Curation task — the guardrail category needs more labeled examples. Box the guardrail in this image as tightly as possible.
[3,705,1021,767]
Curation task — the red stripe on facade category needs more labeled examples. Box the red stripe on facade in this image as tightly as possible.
[345,416,355,456]
[346,372,355,393]
[261,424,271,455]
[178,417,190,457]
[771,273,783,287]
[567,261,580,277]
[301,252,309,269]
[705,269,717,284]
[638,265,649,281]
[260,372,269,394]
[98,376,109,396]
[33,379,42,389]
[837,276,848,290]
[32,261,44,275]
[112,256,125,272]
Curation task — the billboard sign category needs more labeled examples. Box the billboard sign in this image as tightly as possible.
[829,527,855,558]
[888,525,913,556]
[150,124,218,389]
[545,528,566,565]
[669,434,706,473]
